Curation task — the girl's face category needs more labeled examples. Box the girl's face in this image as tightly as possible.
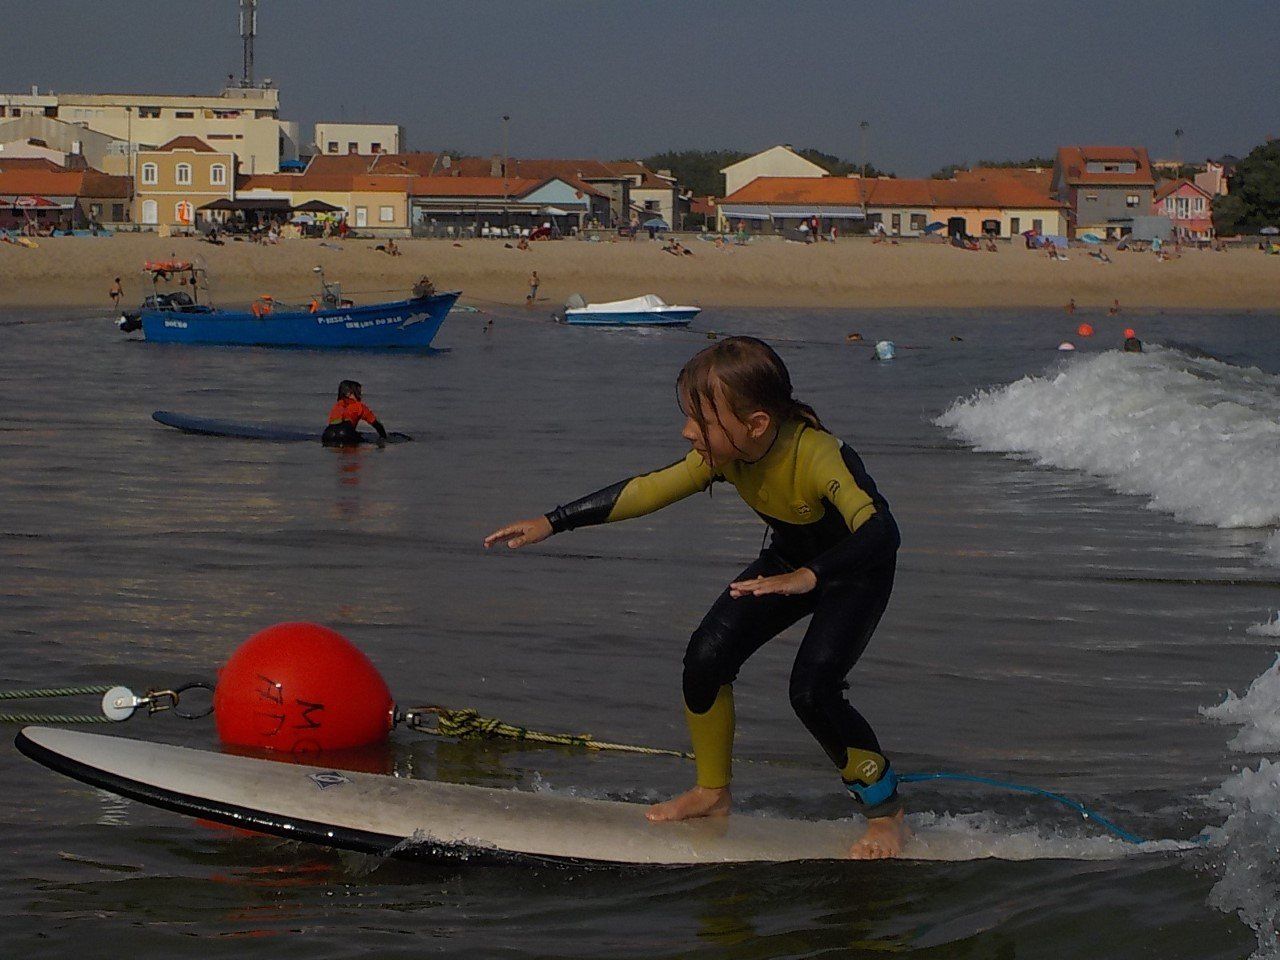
[680,384,771,467]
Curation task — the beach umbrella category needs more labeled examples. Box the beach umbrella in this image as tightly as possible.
[1260,226,1280,235]
[923,221,945,234]
[199,198,237,211]
[1080,234,1103,244]
[294,199,344,213]
[643,217,670,229]
[291,213,316,224]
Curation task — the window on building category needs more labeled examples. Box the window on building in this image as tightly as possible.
[0,107,6,118]
[175,201,193,224]
[644,200,659,211]
[210,164,226,186]
[1196,197,1205,212]
[175,163,193,186]
[347,142,358,154]
[139,107,160,118]
[1084,193,1099,202]
[379,205,395,223]
[112,203,124,222]
[141,162,158,185]
[891,213,901,233]
[1126,194,1140,207]
[327,141,338,153]
[1032,218,1043,233]
[141,199,158,224]
[89,203,103,218]
[910,213,927,231]
[175,111,195,119]
[1010,216,1021,234]
[355,206,368,227]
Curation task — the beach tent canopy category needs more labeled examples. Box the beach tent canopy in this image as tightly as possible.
[643,217,670,229]
[1260,226,1280,235]
[2,194,71,209]
[198,198,237,211]
[540,206,571,216]
[294,199,343,213]
[923,221,945,233]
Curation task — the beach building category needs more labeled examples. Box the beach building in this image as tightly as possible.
[718,170,1066,238]
[133,137,234,231]
[1051,146,1156,239]
[1195,159,1231,197]
[1153,179,1214,240]
[610,161,686,230]
[408,176,593,237]
[313,123,401,156]
[721,145,826,198]
[0,84,299,175]
[0,161,131,230]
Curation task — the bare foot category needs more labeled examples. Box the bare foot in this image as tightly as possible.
[646,785,731,822]
[849,809,909,860]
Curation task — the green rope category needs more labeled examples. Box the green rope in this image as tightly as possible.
[0,712,112,724]
[407,706,693,760]
[0,685,114,701]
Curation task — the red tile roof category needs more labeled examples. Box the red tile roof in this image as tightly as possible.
[79,170,131,198]
[369,152,441,176]
[0,157,65,173]
[411,176,546,198]
[0,169,84,196]
[1055,146,1155,186]
[352,174,412,193]
[155,136,218,153]
[724,174,1063,210]
[304,153,378,175]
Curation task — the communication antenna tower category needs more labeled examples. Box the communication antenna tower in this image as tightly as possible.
[240,0,258,87]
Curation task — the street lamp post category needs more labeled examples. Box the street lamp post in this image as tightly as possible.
[859,120,869,179]
[501,114,510,234]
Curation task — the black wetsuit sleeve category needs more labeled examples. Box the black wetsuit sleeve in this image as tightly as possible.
[371,419,388,440]
[802,436,900,582]
[546,451,714,533]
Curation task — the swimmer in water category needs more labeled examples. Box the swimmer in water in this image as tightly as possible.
[485,336,906,858]
[322,380,388,446]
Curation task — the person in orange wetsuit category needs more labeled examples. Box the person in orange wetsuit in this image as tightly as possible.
[322,380,388,446]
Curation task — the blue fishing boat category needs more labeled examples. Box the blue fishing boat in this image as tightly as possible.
[120,263,458,349]
[561,293,700,327]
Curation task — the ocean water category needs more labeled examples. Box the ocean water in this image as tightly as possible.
[1,302,1278,958]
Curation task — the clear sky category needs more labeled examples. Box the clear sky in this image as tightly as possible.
[5,0,1278,176]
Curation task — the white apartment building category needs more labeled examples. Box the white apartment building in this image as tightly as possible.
[313,122,401,156]
[0,84,301,174]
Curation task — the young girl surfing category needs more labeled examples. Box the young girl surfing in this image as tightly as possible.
[484,337,906,858]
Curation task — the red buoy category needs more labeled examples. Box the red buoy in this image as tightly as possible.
[1077,323,1094,338]
[213,623,394,754]
[1124,327,1136,339]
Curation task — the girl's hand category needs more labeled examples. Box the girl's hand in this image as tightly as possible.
[729,568,818,598]
[484,516,554,550]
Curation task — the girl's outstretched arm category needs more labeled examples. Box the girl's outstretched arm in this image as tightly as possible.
[484,516,553,550]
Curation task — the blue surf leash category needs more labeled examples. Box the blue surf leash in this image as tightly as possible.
[897,771,1213,846]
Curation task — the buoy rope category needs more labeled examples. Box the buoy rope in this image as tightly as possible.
[0,685,118,725]
[0,712,112,724]
[400,705,692,759]
[0,685,114,701]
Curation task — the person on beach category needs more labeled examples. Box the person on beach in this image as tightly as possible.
[527,271,540,303]
[109,277,124,308]
[484,336,906,859]
[1065,298,1076,314]
[1108,299,1121,316]
[322,380,388,447]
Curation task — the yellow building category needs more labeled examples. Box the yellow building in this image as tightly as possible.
[133,137,235,229]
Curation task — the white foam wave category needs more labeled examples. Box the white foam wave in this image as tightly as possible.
[936,348,1280,531]
[1249,614,1280,638]
[1203,759,1280,958]
[1202,654,1280,753]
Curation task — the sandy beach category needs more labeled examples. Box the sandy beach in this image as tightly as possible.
[0,232,1276,312]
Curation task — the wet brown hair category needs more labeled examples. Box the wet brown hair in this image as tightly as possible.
[337,379,363,401]
[676,336,825,462]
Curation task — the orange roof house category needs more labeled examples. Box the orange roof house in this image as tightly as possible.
[1051,146,1157,237]
[719,171,1066,237]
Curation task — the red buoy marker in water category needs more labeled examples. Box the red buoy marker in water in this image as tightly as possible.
[1077,323,1094,338]
[213,622,394,753]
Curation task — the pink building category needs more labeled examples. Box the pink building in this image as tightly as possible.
[1153,179,1214,240]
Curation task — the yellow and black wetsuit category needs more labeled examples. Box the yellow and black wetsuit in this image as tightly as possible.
[545,419,902,814]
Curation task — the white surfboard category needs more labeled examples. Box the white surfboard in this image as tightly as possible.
[16,727,861,865]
